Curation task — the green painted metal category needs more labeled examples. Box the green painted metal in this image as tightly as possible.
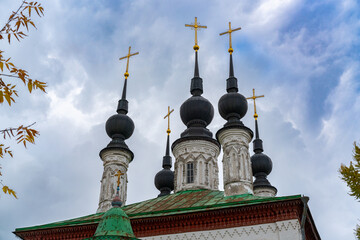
[15,190,302,233]
[84,207,138,240]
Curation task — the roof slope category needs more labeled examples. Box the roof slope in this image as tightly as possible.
[15,189,301,232]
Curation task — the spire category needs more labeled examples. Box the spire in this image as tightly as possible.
[219,22,241,93]
[247,90,277,197]
[163,106,174,168]
[117,46,139,115]
[185,17,207,96]
[176,17,216,139]
[154,106,174,197]
[217,22,248,127]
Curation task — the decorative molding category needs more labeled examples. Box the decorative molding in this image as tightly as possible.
[217,128,253,196]
[254,187,277,197]
[14,198,320,240]
[142,219,301,240]
[172,140,220,192]
[97,149,132,213]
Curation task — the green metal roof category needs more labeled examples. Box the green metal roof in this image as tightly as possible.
[15,190,301,233]
[84,206,138,240]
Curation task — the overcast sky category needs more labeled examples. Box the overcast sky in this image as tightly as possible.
[0,0,360,239]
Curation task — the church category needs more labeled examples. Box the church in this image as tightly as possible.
[13,18,320,240]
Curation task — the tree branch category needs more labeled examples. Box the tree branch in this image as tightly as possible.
[0,0,26,33]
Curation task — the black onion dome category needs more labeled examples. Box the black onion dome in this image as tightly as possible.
[155,135,174,197]
[218,92,247,123]
[180,95,214,128]
[218,54,248,127]
[175,50,217,142]
[154,168,174,197]
[100,78,134,160]
[251,151,272,176]
[251,119,276,192]
[105,111,134,141]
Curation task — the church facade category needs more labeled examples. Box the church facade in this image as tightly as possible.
[14,18,320,240]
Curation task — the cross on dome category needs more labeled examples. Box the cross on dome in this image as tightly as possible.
[119,46,139,79]
[219,22,241,54]
[185,17,207,51]
[246,88,264,120]
[164,106,174,135]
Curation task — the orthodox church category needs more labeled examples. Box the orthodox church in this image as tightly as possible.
[13,18,320,240]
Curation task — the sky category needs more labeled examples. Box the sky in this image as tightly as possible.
[0,0,359,239]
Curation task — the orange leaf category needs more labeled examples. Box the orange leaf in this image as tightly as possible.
[27,80,32,93]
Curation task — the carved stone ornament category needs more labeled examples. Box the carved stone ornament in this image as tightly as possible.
[97,149,132,213]
[217,128,253,196]
[172,140,220,192]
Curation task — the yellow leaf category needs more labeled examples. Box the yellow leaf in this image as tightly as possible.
[2,186,8,193]
[0,62,3,71]
[4,94,11,106]
[28,80,32,93]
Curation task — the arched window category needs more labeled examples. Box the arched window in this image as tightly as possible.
[187,162,194,183]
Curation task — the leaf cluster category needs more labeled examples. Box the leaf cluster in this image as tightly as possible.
[0,1,44,43]
[340,142,360,200]
[1,184,17,199]
[340,142,360,239]
[0,1,45,199]
[0,50,46,105]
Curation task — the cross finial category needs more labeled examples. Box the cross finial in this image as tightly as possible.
[185,17,207,51]
[164,106,174,135]
[219,22,241,54]
[119,46,139,79]
[246,88,264,120]
[114,170,125,188]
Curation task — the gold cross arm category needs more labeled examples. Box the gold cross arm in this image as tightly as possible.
[119,46,139,79]
[246,88,264,120]
[114,170,125,188]
[185,17,207,51]
[219,22,241,54]
[164,106,174,135]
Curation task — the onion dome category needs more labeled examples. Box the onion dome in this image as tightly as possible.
[100,78,135,160]
[176,51,216,141]
[251,119,277,194]
[86,186,139,240]
[218,54,248,127]
[154,134,174,197]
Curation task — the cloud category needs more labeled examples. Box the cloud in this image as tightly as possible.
[1,1,360,240]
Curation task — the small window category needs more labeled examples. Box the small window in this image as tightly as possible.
[187,162,194,183]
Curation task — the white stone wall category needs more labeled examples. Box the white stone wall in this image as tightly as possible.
[96,149,131,213]
[217,128,253,196]
[172,140,220,192]
[142,219,302,240]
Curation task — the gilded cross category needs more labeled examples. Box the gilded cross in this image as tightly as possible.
[114,170,124,188]
[163,106,174,135]
[219,22,241,54]
[185,17,207,51]
[246,88,264,120]
[119,46,139,79]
